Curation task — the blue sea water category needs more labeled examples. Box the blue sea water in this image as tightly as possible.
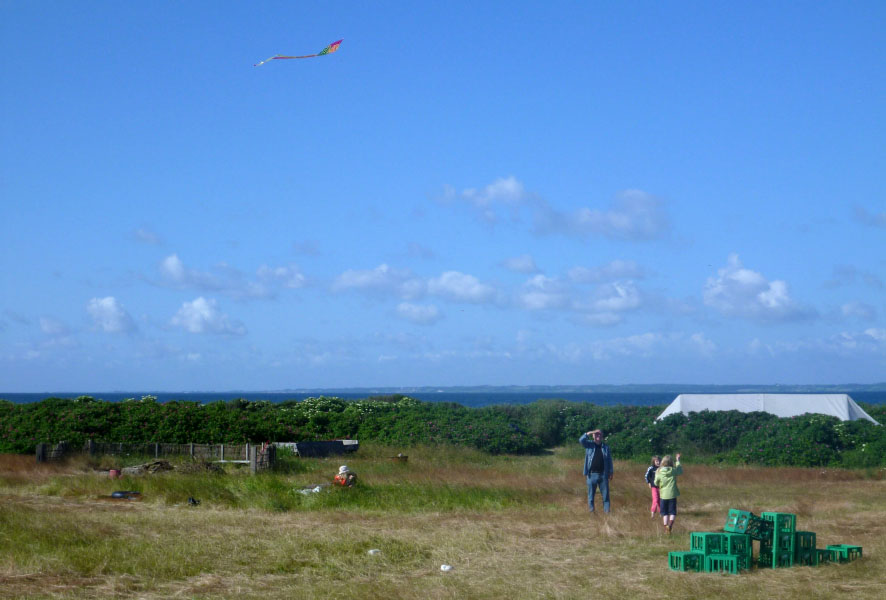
[2,391,885,407]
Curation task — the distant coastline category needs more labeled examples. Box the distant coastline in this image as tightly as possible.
[5,382,886,396]
[3,384,886,406]
[264,383,886,394]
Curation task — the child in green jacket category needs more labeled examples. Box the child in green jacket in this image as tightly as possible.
[654,453,682,534]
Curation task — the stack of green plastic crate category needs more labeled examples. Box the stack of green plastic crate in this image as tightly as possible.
[759,512,797,568]
[667,508,863,574]
[667,531,752,574]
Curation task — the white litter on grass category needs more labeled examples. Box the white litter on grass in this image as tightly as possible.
[440,564,453,572]
[368,549,381,555]
[297,486,323,495]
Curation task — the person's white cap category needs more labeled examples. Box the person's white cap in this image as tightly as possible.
[338,465,350,474]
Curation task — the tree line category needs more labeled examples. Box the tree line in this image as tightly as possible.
[1,395,884,468]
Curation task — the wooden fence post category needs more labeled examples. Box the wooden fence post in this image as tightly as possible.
[220,444,225,461]
[189,443,194,459]
[87,439,96,456]
[36,443,46,463]
[155,442,159,458]
[249,444,258,474]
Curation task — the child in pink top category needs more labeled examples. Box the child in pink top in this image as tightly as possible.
[645,456,661,518]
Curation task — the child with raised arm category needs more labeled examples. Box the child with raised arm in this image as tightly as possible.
[654,453,682,534]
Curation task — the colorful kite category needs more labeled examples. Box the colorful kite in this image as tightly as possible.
[254,39,343,66]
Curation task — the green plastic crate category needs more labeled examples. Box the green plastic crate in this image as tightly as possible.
[723,533,752,562]
[795,549,818,567]
[724,509,772,540]
[816,548,831,564]
[774,531,795,553]
[762,511,796,532]
[668,551,704,572]
[724,509,755,533]
[750,519,774,541]
[794,531,816,553]
[827,544,862,562]
[759,547,793,569]
[690,532,728,555]
[705,554,746,574]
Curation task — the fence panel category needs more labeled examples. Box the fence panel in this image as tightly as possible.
[37,441,272,471]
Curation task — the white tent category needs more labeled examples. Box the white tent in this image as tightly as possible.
[656,393,880,425]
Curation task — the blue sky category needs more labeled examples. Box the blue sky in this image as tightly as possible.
[1,1,884,391]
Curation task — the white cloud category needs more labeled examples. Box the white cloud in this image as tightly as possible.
[444,178,669,241]
[588,332,664,360]
[158,254,303,299]
[396,302,443,325]
[580,312,623,326]
[257,265,306,289]
[331,265,497,305]
[703,254,814,322]
[428,271,496,303]
[38,317,76,348]
[448,176,531,223]
[171,297,246,335]
[514,330,683,362]
[746,328,886,357]
[748,338,775,357]
[511,270,648,324]
[333,264,424,299]
[570,281,644,325]
[569,260,645,283]
[841,301,876,321]
[441,176,533,224]
[161,254,186,281]
[534,189,670,241]
[87,296,136,334]
[133,228,162,245]
[690,332,716,356]
[588,281,643,312]
[518,275,569,310]
[502,254,539,274]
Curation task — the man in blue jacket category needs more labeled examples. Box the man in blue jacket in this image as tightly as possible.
[580,429,614,512]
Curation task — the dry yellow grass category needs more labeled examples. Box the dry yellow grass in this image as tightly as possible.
[1,447,883,600]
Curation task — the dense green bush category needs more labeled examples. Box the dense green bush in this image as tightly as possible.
[1,396,884,467]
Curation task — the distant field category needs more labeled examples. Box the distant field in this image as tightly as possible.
[1,446,883,599]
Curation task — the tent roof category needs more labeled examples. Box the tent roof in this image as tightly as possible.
[656,393,880,424]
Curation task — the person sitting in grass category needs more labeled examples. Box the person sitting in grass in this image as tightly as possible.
[333,465,357,487]
[654,453,682,534]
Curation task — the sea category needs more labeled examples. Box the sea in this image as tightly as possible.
[2,391,885,408]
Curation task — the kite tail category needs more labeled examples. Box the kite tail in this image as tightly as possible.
[253,55,278,67]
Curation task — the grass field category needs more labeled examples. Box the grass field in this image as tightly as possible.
[1,445,883,599]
